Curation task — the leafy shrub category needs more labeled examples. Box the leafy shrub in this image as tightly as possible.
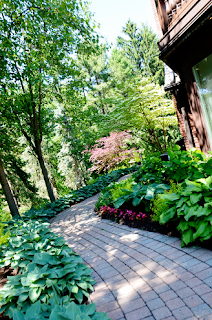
[112,182,170,212]
[96,174,169,213]
[133,153,163,183]
[0,222,10,246]
[159,176,212,246]
[95,178,134,211]
[0,221,96,318]
[163,148,210,182]
[151,181,182,222]
[133,147,212,185]
[85,131,139,174]
[0,211,12,223]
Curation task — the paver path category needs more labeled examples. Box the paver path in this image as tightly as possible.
[50,194,212,320]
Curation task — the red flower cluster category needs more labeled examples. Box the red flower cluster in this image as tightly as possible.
[99,205,147,221]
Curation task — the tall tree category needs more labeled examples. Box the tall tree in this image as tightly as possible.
[0,0,96,202]
[117,21,164,85]
[102,78,178,153]
[0,155,20,217]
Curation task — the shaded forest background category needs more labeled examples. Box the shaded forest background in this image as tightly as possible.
[0,0,180,218]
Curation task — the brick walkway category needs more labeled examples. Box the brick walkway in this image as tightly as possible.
[50,194,212,320]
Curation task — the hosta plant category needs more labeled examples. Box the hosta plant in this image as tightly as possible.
[20,166,138,221]
[13,300,110,320]
[0,221,95,319]
[113,182,170,212]
[159,176,212,246]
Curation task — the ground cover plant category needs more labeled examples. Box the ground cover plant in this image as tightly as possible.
[95,148,212,247]
[159,176,212,246]
[21,166,138,221]
[0,220,110,320]
[0,167,139,319]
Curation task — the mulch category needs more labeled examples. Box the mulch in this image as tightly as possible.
[97,207,212,251]
[0,266,19,320]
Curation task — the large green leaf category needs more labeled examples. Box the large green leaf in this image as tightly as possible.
[198,176,212,189]
[66,302,81,318]
[144,186,155,200]
[184,205,199,221]
[160,193,180,202]
[176,197,188,208]
[25,301,41,319]
[80,303,96,316]
[193,222,211,240]
[74,290,83,304]
[190,193,202,205]
[17,293,29,303]
[182,228,193,245]
[13,310,25,320]
[33,253,60,265]
[29,287,42,303]
[160,207,176,224]
[132,196,143,206]
[114,198,126,208]
[184,180,203,192]
[177,221,189,232]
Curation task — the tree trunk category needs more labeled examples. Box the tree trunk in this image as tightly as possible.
[62,111,87,186]
[0,157,20,217]
[72,155,85,188]
[35,142,56,202]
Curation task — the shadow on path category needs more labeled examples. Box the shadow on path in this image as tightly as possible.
[51,193,212,320]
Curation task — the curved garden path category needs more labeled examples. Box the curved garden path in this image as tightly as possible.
[50,188,212,320]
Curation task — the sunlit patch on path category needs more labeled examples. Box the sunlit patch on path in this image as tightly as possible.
[51,192,212,320]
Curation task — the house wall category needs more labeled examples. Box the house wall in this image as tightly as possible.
[154,0,212,152]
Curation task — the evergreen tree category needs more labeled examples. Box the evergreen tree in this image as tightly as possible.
[117,21,164,85]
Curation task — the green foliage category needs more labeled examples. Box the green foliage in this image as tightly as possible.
[20,166,138,221]
[96,175,169,213]
[0,210,12,223]
[96,149,212,247]
[0,220,97,319]
[133,147,212,184]
[117,21,164,85]
[113,182,170,212]
[103,78,178,153]
[159,176,212,246]
[133,154,163,183]
[164,148,209,182]
[95,178,134,211]
[12,301,110,320]
[0,222,10,246]
[151,181,183,222]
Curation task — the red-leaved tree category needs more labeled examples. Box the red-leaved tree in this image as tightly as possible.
[86,131,139,174]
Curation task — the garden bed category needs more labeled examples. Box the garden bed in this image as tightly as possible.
[96,205,180,237]
[96,206,212,251]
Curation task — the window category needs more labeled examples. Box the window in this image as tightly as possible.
[193,53,212,147]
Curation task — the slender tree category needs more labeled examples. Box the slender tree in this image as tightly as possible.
[0,155,20,217]
[0,0,96,201]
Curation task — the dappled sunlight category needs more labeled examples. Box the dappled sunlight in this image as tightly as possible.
[155,269,171,278]
[119,233,140,242]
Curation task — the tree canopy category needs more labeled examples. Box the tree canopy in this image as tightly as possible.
[0,7,180,217]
